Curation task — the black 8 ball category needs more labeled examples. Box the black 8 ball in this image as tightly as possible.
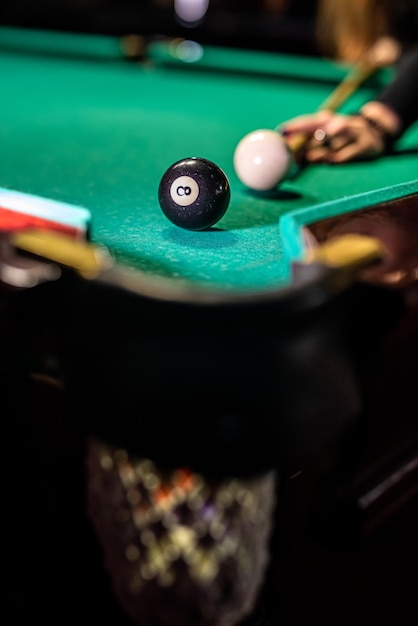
[158,157,231,231]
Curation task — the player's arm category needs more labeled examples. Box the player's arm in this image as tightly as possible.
[370,45,418,137]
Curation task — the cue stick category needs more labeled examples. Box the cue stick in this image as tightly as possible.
[285,36,401,155]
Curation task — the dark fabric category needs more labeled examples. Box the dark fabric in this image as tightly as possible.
[377,46,418,134]
[389,0,418,47]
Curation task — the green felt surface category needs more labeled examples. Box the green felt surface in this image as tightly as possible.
[0,28,417,292]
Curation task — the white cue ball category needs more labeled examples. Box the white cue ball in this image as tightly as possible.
[233,128,292,191]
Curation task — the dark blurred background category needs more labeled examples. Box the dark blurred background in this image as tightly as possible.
[0,0,320,55]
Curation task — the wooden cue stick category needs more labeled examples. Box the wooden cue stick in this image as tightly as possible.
[320,63,376,111]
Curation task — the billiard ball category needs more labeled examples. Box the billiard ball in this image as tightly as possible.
[158,157,231,231]
[233,129,294,191]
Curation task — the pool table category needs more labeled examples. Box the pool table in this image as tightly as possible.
[1,27,417,626]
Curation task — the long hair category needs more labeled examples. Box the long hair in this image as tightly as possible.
[316,0,390,62]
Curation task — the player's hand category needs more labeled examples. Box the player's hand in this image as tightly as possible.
[281,105,400,163]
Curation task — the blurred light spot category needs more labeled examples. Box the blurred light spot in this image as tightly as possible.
[126,544,140,561]
[175,0,210,25]
[158,570,176,587]
[176,39,204,62]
